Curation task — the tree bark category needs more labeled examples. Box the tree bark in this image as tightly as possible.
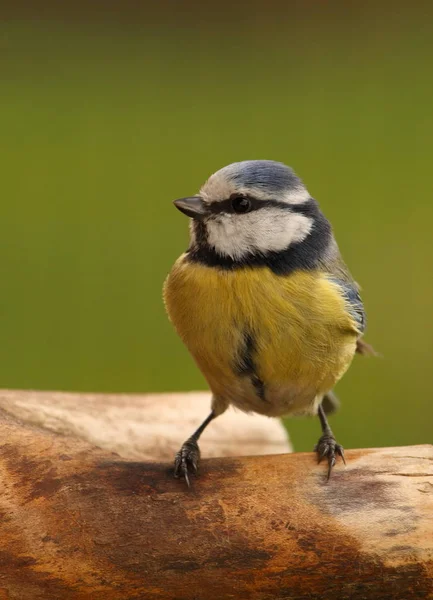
[0,396,432,600]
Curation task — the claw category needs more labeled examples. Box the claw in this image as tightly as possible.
[183,463,191,488]
[337,445,346,465]
[315,434,345,480]
[317,444,330,463]
[327,455,336,480]
[173,438,200,487]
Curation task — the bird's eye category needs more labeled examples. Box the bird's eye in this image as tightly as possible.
[231,195,252,214]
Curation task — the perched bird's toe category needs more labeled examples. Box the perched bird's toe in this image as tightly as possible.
[314,434,345,480]
[174,438,201,487]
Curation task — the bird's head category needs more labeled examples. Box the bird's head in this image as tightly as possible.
[173,160,329,264]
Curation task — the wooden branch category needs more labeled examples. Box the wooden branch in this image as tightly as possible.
[0,394,432,600]
[0,388,292,461]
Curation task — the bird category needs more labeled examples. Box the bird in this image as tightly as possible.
[163,160,374,485]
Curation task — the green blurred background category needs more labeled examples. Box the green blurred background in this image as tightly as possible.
[1,2,432,451]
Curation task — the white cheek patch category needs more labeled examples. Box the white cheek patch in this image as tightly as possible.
[206,209,313,260]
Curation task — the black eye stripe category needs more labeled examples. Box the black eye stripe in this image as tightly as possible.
[207,196,316,215]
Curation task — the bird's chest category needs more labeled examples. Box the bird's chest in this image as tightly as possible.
[164,257,357,415]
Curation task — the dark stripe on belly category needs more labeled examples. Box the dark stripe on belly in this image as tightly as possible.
[235,332,267,402]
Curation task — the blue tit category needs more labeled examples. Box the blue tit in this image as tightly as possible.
[164,160,374,484]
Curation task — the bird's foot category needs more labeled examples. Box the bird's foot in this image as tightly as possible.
[314,434,346,480]
[174,438,200,487]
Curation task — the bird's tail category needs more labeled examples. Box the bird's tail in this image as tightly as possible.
[356,338,379,356]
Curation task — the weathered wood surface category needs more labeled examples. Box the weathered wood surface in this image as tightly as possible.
[0,389,292,461]
[0,399,432,599]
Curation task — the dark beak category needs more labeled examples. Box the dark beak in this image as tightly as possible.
[173,196,208,220]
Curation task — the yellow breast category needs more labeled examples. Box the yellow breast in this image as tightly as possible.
[164,255,359,416]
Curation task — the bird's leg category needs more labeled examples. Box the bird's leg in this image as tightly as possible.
[174,411,215,487]
[314,403,346,479]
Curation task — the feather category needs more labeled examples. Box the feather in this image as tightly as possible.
[327,278,366,334]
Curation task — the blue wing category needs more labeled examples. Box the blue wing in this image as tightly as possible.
[329,278,366,334]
